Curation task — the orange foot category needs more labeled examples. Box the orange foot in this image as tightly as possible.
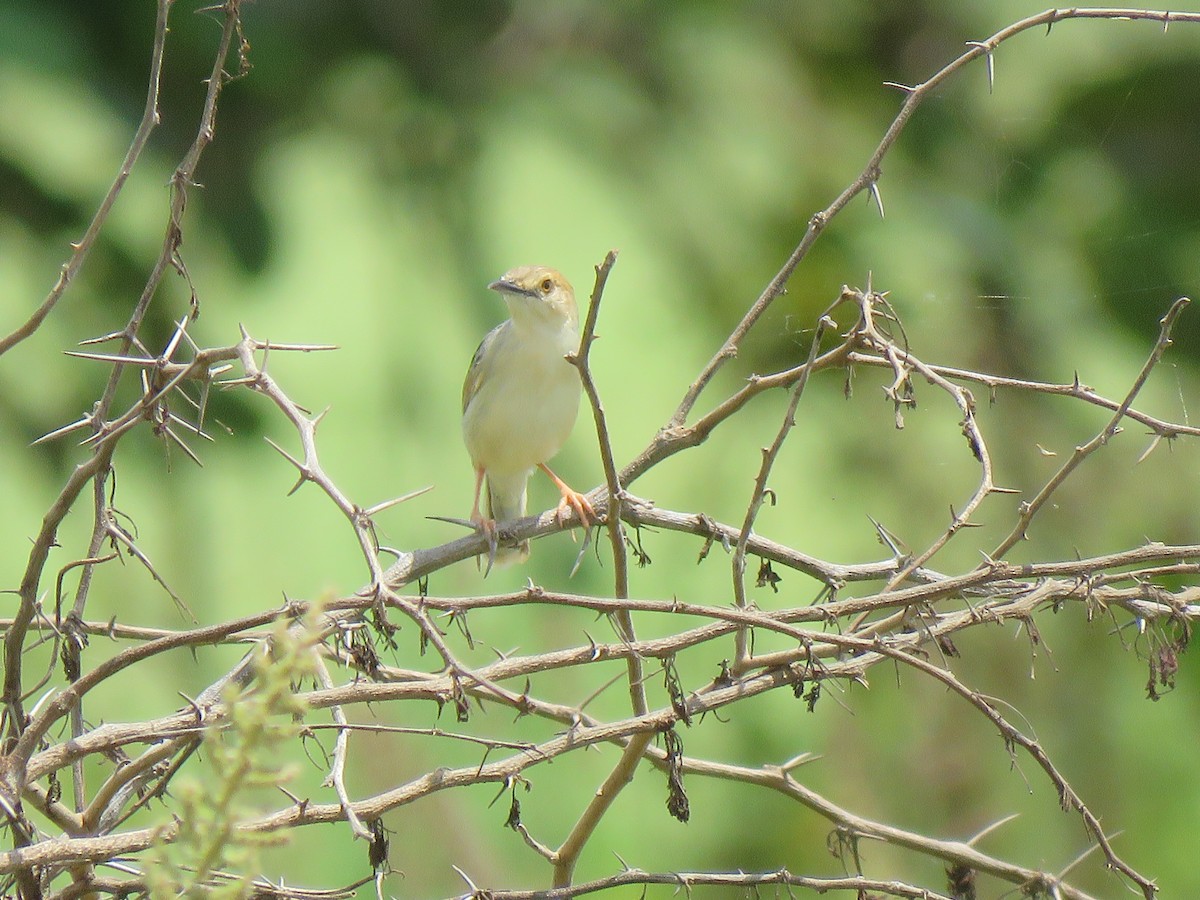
[539,463,596,527]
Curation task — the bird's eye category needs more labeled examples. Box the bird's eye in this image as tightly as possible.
[540,278,553,293]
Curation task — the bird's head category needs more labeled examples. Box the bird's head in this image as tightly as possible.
[489,266,577,331]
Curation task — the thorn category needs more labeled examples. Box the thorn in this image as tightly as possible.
[1136,434,1162,465]
[32,415,93,446]
[967,812,1021,846]
[264,436,305,474]
[780,752,817,773]
[28,688,58,719]
[868,180,885,219]
[252,340,339,353]
[167,410,214,442]
[966,41,995,93]
[425,515,480,531]
[162,425,204,467]
[77,330,127,346]
[162,316,189,361]
[180,327,202,354]
[450,865,478,892]
[64,351,158,366]
[483,528,498,577]
[569,526,594,579]
[866,514,907,557]
[364,485,435,517]
[583,631,601,661]
[79,427,108,447]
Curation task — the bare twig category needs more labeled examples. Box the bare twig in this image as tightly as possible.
[0,0,172,357]
[990,297,1190,559]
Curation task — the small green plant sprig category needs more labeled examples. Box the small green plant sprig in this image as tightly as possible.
[147,602,324,899]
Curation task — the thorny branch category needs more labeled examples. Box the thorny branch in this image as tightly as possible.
[4,7,1200,900]
[0,0,172,359]
[552,250,656,889]
[989,296,1192,559]
[2,0,249,748]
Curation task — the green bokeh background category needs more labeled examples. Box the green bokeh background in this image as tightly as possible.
[3,1,1200,896]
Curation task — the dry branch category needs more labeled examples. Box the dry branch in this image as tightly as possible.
[5,7,1200,900]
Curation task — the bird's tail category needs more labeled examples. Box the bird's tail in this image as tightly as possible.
[486,470,530,567]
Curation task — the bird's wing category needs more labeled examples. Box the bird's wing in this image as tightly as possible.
[462,321,508,413]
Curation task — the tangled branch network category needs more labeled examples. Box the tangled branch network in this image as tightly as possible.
[2,5,1199,900]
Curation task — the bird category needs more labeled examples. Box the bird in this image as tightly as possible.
[461,265,595,567]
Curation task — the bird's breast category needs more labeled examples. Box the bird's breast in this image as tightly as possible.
[462,326,582,476]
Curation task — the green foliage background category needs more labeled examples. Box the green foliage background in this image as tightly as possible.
[2,1,1200,896]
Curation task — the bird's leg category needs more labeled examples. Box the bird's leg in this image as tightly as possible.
[470,465,499,572]
[539,463,595,528]
[469,465,488,524]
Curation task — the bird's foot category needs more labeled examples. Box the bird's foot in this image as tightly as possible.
[554,488,596,530]
[539,463,595,530]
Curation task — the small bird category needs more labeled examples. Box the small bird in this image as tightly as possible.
[462,265,595,566]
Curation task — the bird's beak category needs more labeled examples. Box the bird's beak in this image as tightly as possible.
[489,278,535,298]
